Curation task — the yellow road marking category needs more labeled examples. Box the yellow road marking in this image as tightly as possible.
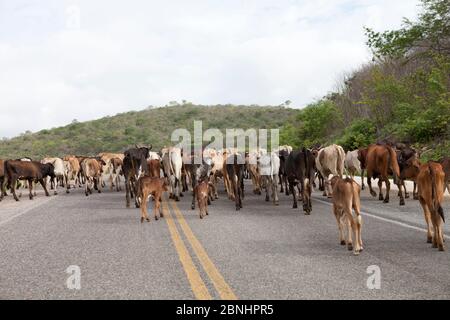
[170,200,238,300]
[162,199,212,300]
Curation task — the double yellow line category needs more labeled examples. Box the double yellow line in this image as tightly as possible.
[162,197,237,300]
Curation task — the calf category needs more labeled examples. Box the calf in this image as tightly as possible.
[3,160,54,201]
[81,158,105,196]
[195,180,210,219]
[187,156,212,210]
[417,162,446,251]
[329,176,363,255]
[137,177,168,223]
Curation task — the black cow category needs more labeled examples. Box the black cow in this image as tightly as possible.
[225,154,245,211]
[278,149,290,195]
[4,160,54,201]
[123,146,151,208]
[397,145,418,200]
[285,148,316,215]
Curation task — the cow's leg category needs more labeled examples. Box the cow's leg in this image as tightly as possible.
[367,173,377,197]
[435,215,445,251]
[38,178,50,197]
[430,213,444,251]
[140,192,150,223]
[191,183,197,210]
[361,169,365,190]
[53,176,59,195]
[333,206,345,245]
[125,178,131,208]
[378,179,384,201]
[279,174,284,193]
[85,178,89,196]
[154,195,162,221]
[273,176,279,206]
[322,175,328,197]
[11,177,20,201]
[345,211,354,252]
[97,177,102,193]
[290,181,298,209]
[28,179,34,200]
[419,198,433,243]
[0,177,4,201]
[174,178,180,202]
[413,182,418,200]
[284,176,289,196]
[395,179,404,206]
[403,181,410,199]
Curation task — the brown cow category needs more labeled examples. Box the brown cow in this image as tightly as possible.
[147,159,161,178]
[399,157,421,200]
[417,162,446,251]
[63,156,82,188]
[366,144,403,205]
[329,176,363,255]
[195,180,210,219]
[81,158,105,196]
[137,177,168,223]
[357,147,369,190]
[3,160,54,201]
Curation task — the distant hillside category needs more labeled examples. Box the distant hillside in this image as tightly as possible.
[0,104,297,159]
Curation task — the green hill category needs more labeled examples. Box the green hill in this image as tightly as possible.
[0,104,297,159]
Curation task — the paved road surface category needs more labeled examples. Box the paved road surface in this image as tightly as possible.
[0,180,449,300]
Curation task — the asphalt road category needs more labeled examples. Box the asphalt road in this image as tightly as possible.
[0,179,449,300]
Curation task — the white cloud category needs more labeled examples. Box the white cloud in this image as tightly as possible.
[0,0,420,137]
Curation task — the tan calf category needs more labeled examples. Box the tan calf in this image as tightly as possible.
[417,162,446,251]
[137,177,168,223]
[329,176,363,255]
[195,181,210,219]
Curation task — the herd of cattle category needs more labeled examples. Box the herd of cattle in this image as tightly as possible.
[0,141,449,254]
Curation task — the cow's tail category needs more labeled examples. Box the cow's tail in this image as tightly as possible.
[336,146,345,177]
[387,146,400,183]
[429,162,445,223]
[302,148,311,183]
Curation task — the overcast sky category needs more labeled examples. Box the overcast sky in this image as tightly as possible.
[0,0,419,138]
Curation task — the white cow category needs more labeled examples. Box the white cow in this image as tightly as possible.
[315,144,345,197]
[345,150,362,180]
[41,157,65,195]
[161,147,183,201]
[258,152,280,205]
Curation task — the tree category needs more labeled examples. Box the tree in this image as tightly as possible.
[365,0,450,59]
